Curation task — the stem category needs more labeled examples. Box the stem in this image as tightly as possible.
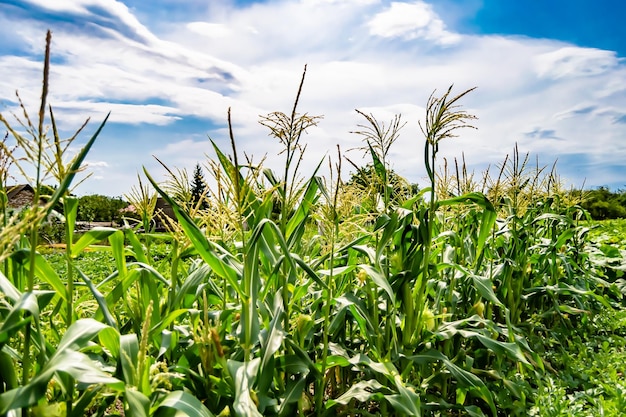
[169,239,180,313]
[22,34,52,415]
[317,227,335,415]
[64,200,75,415]
[317,148,341,414]
[413,139,436,342]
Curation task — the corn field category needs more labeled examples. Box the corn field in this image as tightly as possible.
[0,32,624,417]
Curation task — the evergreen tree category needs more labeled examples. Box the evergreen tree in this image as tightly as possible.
[191,163,208,209]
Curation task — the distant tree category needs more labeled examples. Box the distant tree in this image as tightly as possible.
[77,195,128,223]
[347,163,419,210]
[191,163,208,209]
[578,186,626,220]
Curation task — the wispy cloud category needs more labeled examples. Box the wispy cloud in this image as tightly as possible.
[523,128,562,141]
[533,47,619,79]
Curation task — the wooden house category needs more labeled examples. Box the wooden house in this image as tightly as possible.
[6,184,37,208]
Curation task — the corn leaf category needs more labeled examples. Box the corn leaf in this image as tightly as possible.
[75,267,117,328]
[227,358,263,417]
[408,350,496,416]
[0,350,122,414]
[153,391,215,417]
[125,388,150,417]
[71,227,121,257]
[326,380,383,407]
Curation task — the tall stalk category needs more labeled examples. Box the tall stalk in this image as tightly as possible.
[21,33,52,403]
[413,86,476,339]
[259,66,321,331]
[316,146,342,414]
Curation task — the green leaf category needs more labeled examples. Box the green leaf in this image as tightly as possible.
[154,391,215,417]
[291,253,329,290]
[54,318,108,356]
[436,192,496,264]
[0,271,21,302]
[99,326,121,360]
[277,377,306,416]
[408,350,496,416]
[96,228,125,278]
[0,350,123,414]
[69,386,104,417]
[124,227,148,265]
[0,351,17,392]
[386,377,421,417]
[125,388,150,417]
[260,294,285,371]
[227,359,263,417]
[150,309,189,336]
[285,173,322,241]
[348,353,398,379]
[15,249,67,302]
[470,274,504,307]
[75,267,117,328]
[474,334,530,365]
[120,334,139,386]
[326,380,383,407]
[63,196,79,246]
[600,244,621,258]
[0,292,40,346]
[358,264,396,303]
[174,263,218,308]
[71,227,121,257]
[368,141,387,186]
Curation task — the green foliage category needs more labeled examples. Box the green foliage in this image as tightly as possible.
[529,309,626,416]
[346,163,418,210]
[77,194,128,223]
[190,163,208,209]
[576,186,626,220]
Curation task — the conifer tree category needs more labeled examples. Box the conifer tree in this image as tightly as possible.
[191,163,207,209]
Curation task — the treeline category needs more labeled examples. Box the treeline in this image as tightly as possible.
[571,186,626,220]
[71,186,626,223]
[76,194,129,223]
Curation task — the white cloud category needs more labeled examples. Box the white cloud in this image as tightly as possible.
[367,1,460,44]
[534,47,619,79]
[22,0,158,43]
[187,22,231,38]
[84,160,109,168]
[53,101,181,125]
[1,0,626,195]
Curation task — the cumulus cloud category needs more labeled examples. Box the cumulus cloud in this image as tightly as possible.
[367,1,460,44]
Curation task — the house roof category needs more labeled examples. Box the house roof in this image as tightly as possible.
[6,184,34,200]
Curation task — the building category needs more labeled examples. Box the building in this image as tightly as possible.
[6,184,37,208]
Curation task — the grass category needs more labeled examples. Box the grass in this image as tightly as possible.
[0,32,625,416]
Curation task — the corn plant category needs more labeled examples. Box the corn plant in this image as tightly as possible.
[0,31,621,417]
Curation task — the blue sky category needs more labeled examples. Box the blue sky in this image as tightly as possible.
[0,0,625,197]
